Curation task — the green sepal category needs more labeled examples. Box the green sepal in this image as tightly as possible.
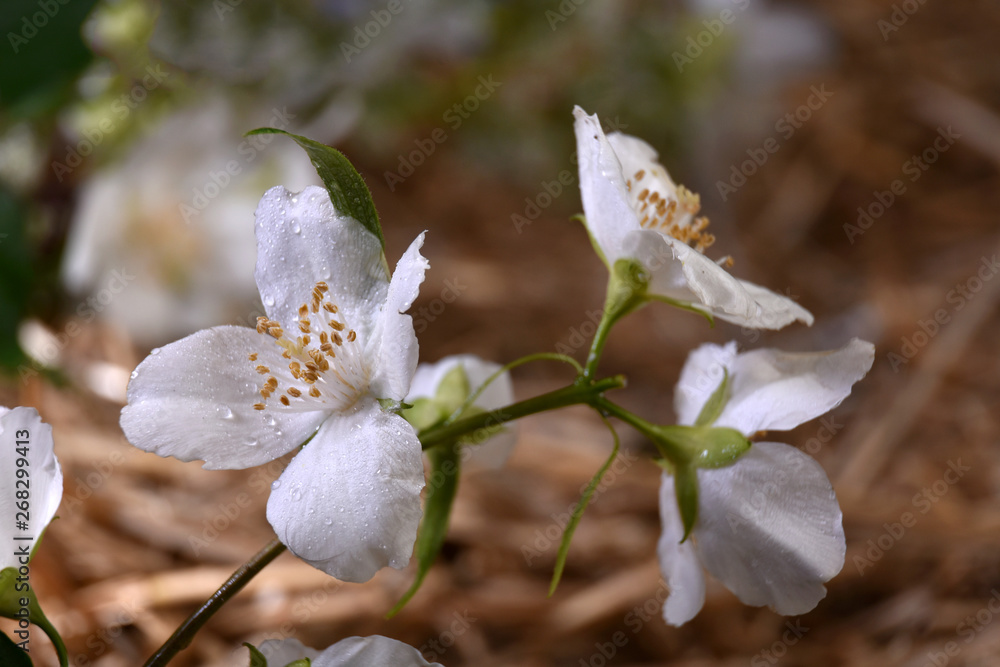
[0,567,68,667]
[673,463,699,542]
[654,425,750,469]
[549,418,621,596]
[0,631,33,667]
[387,442,461,617]
[435,365,471,414]
[608,258,649,317]
[693,369,729,428]
[401,397,448,433]
[245,128,385,250]
[285,661,311,667]
[244,643,268,667]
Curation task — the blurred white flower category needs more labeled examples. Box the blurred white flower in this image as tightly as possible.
[61,95,319,344]
[0,406,63,570]
[573,107,813,330]
[121,185,430,583]
[255,635,443,666]
[406,354,516,468]
[658,338,874,625]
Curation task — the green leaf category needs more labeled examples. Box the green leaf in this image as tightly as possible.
[434,364,471,413]
[673,464,699,542]
[387,443,461,617]
[693,369,729,427]
[245,129,385,249]
[549,416,621,596]
[0,631,33,667]
[244,643,269,667]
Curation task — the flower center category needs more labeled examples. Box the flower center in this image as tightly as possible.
[625,168,715,253]
[249,281,368,412]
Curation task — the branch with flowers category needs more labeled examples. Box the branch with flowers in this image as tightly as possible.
[1,108,874,666]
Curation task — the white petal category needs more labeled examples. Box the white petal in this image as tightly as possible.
[657,473,706,626]
[254,185,389,339]
[255,638,321,665]
[406,354,517,469]
[694,442,845,615]
[314,636,443,667]
[367,233,429,401]
[266,400,424,582]
[572,106,637,264]
[675,339,875,433]
[607,132,697,231]
[674,341,738,427]
[120,326,327,470]
[737,279,815,329]
[0,407,62,570]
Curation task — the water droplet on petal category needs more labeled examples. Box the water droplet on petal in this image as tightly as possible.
[320,265,331,279]
[150,347,161,356]
[264,295,276,307]
[216,404,234,420]
[323,518,332,526]
[291,219,301,234]
[244,437,259,447]
[271,480,282,491]
[130,370,139,379]
[291,489,303,502]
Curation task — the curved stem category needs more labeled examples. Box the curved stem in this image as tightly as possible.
[421,375,625,450]
[594,397,687,462]
[143,539,287,667]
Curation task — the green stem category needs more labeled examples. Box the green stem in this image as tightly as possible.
[451,352,583,426]
[594,397,686,462]
[421,375,625,450]
[143,539,287,667]
[583,261,647,380]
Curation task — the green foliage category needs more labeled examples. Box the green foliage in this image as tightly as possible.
[0,631,33,667]
[245,129,385,249]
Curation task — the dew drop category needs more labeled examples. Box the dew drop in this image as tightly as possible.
[263,295,276,307]
[244,437,259,447]
[271,480,282,491]
[291,489,303,502]
[150,347,161,356]
[323,518,333,526]
[216,404,234,420]
[291,219,301,234]
[130,370,139,379]
[320,265,331,279]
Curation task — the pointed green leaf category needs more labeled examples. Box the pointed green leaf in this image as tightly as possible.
[673,464,699,542]
[245,128,385,249]
[387,443,461,617]
[694,369,729,427]
[0,631,33,667]
[549,417,621,596]
[244,643,269,667]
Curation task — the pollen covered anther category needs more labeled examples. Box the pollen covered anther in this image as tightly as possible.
[250,280,367,412]
[631,169,715,252]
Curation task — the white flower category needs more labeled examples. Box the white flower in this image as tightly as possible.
[572,106,813,330]
[255,635,443,666]
[406,354,516,468]
[658,338,874,625]
[121,185,429,583]
[0,406,63,570]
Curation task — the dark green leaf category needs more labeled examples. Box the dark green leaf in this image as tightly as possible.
[387,443,461,617]
[245,128,384,248]
[244,642,268,667]
[0,631,33,667]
